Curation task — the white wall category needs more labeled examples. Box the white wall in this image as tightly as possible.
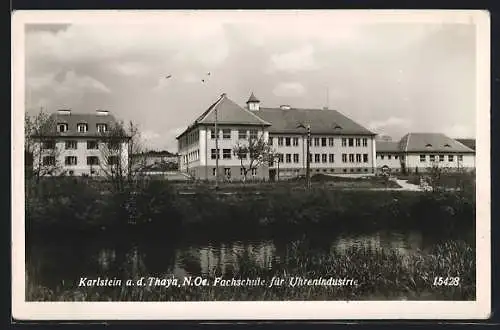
[376,152,402,170]
[404,153,475,171]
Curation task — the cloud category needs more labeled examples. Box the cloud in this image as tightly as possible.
[272,82,306,97]
[113,62,151,76]
[268,44,318,73]
[368,117,411,132]
[442,124,475,139]
[28,70,110,95]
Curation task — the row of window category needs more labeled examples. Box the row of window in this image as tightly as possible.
[210,129,259,140]
[378,154,401,160]
[269,137,369,148]
[183,150,200,163]
[42,140,121,150]
[42,156,119,166]
[420,154,464,162]
[213,167,258,178]
[57,123,108,133]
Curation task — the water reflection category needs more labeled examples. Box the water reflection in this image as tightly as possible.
[27,230,429,291]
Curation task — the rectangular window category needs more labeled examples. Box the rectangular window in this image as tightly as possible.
[342,138,347,147]
[211,149,219,159]
[223,149,231,159]
[395,155,398,160]
[458,155,463,161]
[285,154,291,163]
[240,168,245,176]
[388,155,392,160]
[278,137,284,146]
[363,154,368,163]
[348,138,354,147]
[87,156,99,166]
[321,137,327,147]
[238,130,247,140]
[448,155,454,162]
[42,156,55,166]
[328,137,334,146]
[356,154,361,163]
[87,141,98,150]
[77,123,88,133]
[222,129,231,139]
[329,154,334,163]
[362,138,368,147]
[322,154,327,163]
[107,141,120,150]
[107,156,119,165]
[65,156,77,166]
[211,129,216,139]
[57,123,68,133]
[285,137,291,146]
[314,138,320,146]
[65,140,77,149]
[439,155,445,162]
[251,168,257,176]
[356,138,361,147]
[293,153,299,163]
[380,155,385,160]
[420,155,426,162]
[212,168,217,176]
[342,154,347,163]
[224,168,231,178]
[42,140,55,150]
[314,154,320,163]
[96,123,107,133]
[293,137,299,146]
[249,130,258,140]
[430,155,435,162]
[268,137,273,145]
[349,154,354,163]
[308,153,312,162]
[278,153,284,163]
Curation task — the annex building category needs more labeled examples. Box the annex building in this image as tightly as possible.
[177,93,377,181]
[30,109,130,177]
[375,133,475,174]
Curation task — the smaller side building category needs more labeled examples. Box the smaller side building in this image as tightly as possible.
[375,132,475,174]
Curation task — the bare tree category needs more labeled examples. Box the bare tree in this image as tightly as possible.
[25,109,62,183]
[99,120,147,191]
[233,133,274,182]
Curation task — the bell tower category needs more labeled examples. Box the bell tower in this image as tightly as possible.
[246,92,260,111]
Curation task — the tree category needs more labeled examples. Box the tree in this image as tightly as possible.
[25,109,62,183]
[233,133,274,182]
[99,120,147,192]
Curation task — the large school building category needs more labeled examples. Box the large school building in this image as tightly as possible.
[176,93,377,181]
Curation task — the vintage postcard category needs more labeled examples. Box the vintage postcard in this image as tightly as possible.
[12,10,490,320]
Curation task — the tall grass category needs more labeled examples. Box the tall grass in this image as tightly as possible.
[26,240,474,301]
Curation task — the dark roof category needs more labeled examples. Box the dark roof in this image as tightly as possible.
[400,133,475,153]
[376,141,401,152]
[255,107,375,135]
[246,92,260,103]
[177,94,271,139]
[37,112,121,137]
[455,138,476,151]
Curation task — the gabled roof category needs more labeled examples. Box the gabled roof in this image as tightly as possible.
[36,112,121,137]
[400,133,475,153]
[255,107,375,135]
[455,138,476,151]
[376,141,401,152]
[177,94,271,139]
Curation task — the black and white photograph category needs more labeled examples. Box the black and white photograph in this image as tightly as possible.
[12,10,490,320]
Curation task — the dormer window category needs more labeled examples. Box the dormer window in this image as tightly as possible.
[425,144,432,148]
[444,143,451,148]
[77,123,88,133]
[97,123,108,133]
[57,123,68,133]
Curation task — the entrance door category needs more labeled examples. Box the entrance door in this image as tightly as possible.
[269,169,276,182]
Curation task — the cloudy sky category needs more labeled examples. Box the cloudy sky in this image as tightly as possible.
[24,11,478,151]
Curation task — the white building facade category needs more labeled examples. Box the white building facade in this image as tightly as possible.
[32,109,129,177]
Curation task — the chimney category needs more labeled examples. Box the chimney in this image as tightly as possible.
[96,109,109,116]
[57,109,71,115]
[280,105,291,110]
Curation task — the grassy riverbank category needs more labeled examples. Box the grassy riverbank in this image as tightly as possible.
[26,177,475,238]
[26,240,475,301]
